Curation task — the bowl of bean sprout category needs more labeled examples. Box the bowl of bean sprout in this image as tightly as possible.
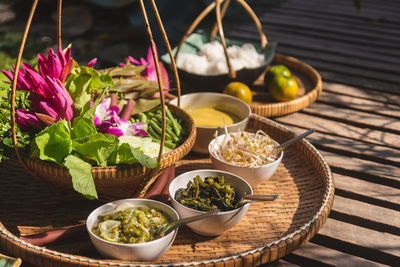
[208,131,283,187]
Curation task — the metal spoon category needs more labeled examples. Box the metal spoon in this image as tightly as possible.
[273,128,316,157]
[236,194,279,208]
[156,211,218,237]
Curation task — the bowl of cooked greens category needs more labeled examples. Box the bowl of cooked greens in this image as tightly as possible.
[86,198,179,261]
[209,131,283,187]
[169,92,251,154]
[169,169,253,236]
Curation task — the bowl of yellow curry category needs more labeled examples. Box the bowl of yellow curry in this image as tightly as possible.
[169,92,251,153]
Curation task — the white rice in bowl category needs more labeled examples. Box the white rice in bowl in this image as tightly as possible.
[176,41,265,75]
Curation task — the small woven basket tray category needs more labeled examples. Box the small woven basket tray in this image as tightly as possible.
[0,114,334,266]
[250,53,322,117]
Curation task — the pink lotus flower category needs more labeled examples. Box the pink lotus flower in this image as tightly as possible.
[38,46,73,83]
[1,47,75,131]
[122,46,170,93]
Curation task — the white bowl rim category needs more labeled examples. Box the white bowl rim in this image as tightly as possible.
[208,132,284,169]
[86,198,179,247]
[169,168,253,215]
[169,92,252,130]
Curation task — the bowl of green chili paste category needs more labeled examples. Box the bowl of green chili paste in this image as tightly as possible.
[169,169,253,236]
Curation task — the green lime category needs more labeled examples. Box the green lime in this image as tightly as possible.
[265,65,298,102]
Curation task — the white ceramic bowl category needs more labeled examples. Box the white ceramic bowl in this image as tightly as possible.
[169,92,251,154]
[169,169,253,236]
[86,198,179,261]
[209,133,283,187]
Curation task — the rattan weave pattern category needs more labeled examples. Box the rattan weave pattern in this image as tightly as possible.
[0,115,334,266]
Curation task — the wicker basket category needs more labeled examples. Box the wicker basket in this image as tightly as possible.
[250,53,323,117]
[0,114,334,266]
[22,104,196,199]
[8,0,194,199]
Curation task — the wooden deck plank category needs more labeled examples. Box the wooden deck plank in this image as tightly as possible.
[279,123,400,164]
[258,13,400,45]
[266,7,400,35]
[317,93,400,119]
[274,112,400,148]
[334,173,400,207]
[274,46,400,83]
[284,242,388,267]
[332,195,400,230]
[279,0,400,23]
[229,29,400,65]
[322,82,400,106]
[317,218,400,259]
[305,102,400,133]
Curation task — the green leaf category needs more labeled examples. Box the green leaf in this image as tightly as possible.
[129,146,159,168]
[71,117,97,139]
[116,143,159,168]
[64,154,98,200]
[72,133,118,166]
[65,66,113,112]
[66,73,92,111]
[132,98,161,115]
[34,121,72,165]
[116,143,139,164]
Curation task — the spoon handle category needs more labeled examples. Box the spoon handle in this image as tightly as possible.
[163,211,217,236]
[276,128,315,153]
[243,194,279,202]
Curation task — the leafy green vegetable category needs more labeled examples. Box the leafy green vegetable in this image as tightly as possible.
[72,133,118,166]
[175,175,239,212]
[33,120,72,165]
[65,66,113,112]
[71,117,97,139]
[64,154,98,200]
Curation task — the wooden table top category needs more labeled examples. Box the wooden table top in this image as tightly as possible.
[1,0,399,266]
[222,0,399,266]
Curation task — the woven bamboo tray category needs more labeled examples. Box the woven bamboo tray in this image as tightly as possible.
[249,53,323,117]
[0,115,334,266]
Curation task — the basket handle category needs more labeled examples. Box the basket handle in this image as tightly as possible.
[174,0,268,79]
[10,0,39,166]
[11,0,181,166]
[209,0,268,50]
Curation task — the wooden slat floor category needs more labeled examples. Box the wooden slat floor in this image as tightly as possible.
[224,0,400,266]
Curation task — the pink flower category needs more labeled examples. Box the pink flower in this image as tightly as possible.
[15,109,44,131]
[37,46,73,83]
[94,98,148,138]
[122,46,170,92]
[93,98,120,127]
[1,47,75,131]
[105,118,148,137]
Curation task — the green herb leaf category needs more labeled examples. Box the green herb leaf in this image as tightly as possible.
[65,66,113,112]
[72,133,118,166]
[128,145,159,168]
[115,143,159,168]
[34,121,72,165]
[64,154,98,200]
[132,98,161,115]
[71,117,97,139]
